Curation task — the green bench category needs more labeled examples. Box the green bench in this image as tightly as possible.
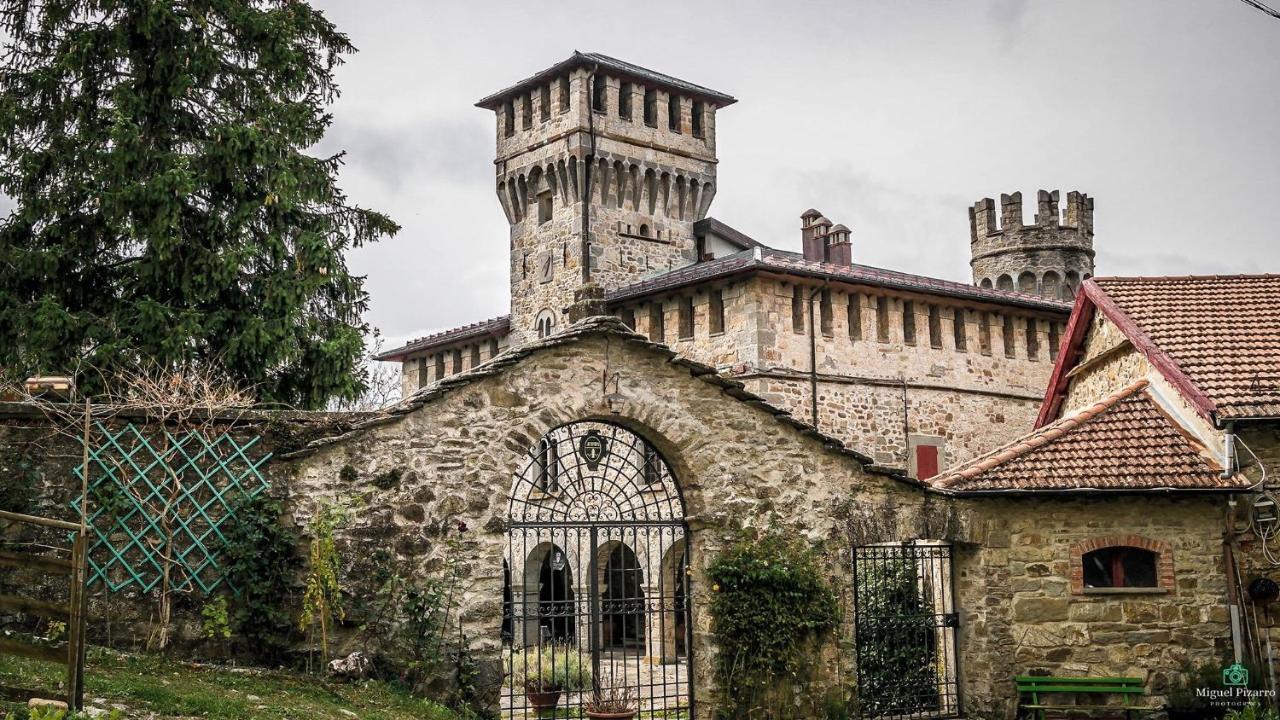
[1016,675,1156,719]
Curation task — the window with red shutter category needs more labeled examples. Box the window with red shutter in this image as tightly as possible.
[915,444,939,480]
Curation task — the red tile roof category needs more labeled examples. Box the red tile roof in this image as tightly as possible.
[374,316,511,362]
[607,248,1072,314]
[933,380,1249,493]
[1087,275,1280,421]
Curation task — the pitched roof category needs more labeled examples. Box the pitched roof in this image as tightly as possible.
[476,51,736,109]
[607,247,1072,314]
[1038,275,1280,426]
[933,380,1249,493]
[1093,275,1280,421]
[374,316,511,362]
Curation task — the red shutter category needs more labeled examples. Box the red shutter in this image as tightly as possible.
[916,445,939,480]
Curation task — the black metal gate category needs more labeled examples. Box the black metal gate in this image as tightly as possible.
[852,541,961,719]
[504,421,693,718]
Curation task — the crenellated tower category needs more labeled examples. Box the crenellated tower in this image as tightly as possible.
[476,52,735,344]
[969,190,1095,300]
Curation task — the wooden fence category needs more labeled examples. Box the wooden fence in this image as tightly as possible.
[0,508,88,710]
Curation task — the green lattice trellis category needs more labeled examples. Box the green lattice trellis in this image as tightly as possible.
[71,421,272,594]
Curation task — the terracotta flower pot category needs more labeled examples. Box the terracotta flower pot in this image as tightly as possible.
[585,711,637,720]
[525,688,562,710]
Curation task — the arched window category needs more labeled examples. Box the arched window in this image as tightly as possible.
[535,309,556,339]
[979,278,993,289]
[1082,547,1157,589]
[996,274,1014,292]
[1018,271,1037,294]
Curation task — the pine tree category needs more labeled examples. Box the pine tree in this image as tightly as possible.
[0,0,398,408]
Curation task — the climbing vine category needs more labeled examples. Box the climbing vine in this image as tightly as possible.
[301,501,348,666]
[707,527,841,718]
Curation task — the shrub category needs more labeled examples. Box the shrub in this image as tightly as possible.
[509,644,591,693]
[707,527,840,717]
[221,494,299,664]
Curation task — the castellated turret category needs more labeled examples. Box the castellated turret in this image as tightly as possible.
[476,52,735,345]
[969,190,1095,300]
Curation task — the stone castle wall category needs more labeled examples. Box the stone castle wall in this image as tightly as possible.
[614,276,1065,472]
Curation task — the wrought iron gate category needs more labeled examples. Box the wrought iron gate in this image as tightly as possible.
[852,541,961,719]
[504,421,693,718]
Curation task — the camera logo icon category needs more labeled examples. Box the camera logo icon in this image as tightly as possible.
[1223,663,1250,687]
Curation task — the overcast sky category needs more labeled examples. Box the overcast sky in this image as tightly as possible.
[310,0,1280,349]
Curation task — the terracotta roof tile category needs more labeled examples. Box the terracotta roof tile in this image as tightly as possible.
[931,380,1249,493]
[1091,275,1280,420]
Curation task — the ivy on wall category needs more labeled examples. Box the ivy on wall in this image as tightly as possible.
[707,528,841,718]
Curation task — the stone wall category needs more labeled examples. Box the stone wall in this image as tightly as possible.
[955,494,1234,717]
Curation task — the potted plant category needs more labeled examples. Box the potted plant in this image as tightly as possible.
[584,669,639,719]
[510,645,590,711]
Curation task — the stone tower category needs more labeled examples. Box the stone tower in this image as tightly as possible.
[476,52,736,345]
[969,190,1095,300]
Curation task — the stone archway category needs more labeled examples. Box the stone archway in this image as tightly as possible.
[503,421,693,718]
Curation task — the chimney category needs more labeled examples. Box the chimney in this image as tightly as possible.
[802,212,831,262]
[826,224,852,265]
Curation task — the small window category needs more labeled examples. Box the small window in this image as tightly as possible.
[709,289,725,335]
[649,303,665,343]
[1025,318,1039,361]
[953,308,967,352]
[902,301,916,345]
[536,438,560,493]
[978,313,992,355]
[503,100,515,137]
[678,295,694,340]
[535,309,556,339]
[539,85,550,122]
[668,94,681,132]
[643,88,657,126]
[470,344,481,368]
[1049,322,1061,361]
[619,82,632,120]
[489,338,500,357]
[691,100,705,137]
[452,348,463,373]
[847,294,862,341]
[928,305,942,349]
[522,94,532,130]
[642,442,660,485]
[619,308,636,330]
[876,297,890,343]
[638,223,650,237]
[792,286,806,334]
[416,357,429,389]
[559,76,570,112]
[592,75,606,113]
[1003,315,1016,358]
[434,353,445,379]
[1082,547,1158,589]
[538,192,553,224]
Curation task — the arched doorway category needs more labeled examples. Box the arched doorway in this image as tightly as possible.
[504,422,692,718]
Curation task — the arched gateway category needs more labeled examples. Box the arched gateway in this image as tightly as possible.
[504,421,692,717]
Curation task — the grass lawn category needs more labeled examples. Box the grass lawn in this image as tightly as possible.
[0,647,464,719]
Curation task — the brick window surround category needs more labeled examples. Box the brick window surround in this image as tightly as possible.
[1070,535,1174,594]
